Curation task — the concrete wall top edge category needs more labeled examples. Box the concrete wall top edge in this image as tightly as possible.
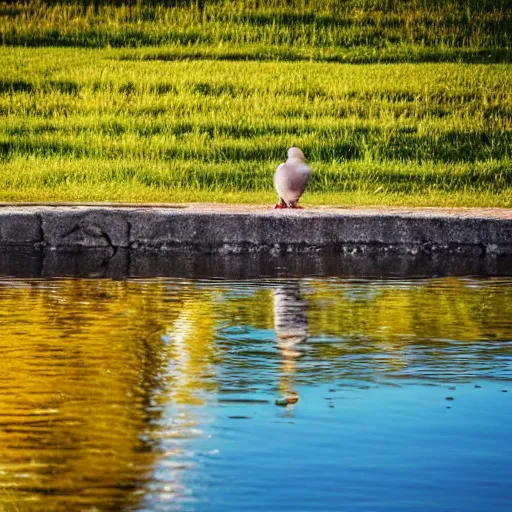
[0,204,510,219]
[0,206,511,252]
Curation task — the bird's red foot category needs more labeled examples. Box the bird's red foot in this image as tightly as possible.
[274,203,287,209]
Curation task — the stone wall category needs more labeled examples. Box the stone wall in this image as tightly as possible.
[0,206,511,255]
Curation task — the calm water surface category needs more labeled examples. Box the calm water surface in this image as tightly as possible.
[0,276,511,512]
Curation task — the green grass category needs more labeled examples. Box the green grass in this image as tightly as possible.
[2,0,511,56]
[1,1,511,206]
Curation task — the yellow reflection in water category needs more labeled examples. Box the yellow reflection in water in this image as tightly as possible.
[0,280,181,511]
[306,278,512,341]
[167,291,218,407]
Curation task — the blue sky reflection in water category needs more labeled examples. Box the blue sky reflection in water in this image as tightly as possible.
[0,277,510,512]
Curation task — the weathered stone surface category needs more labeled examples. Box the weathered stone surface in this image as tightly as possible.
[0,206,510,255]
[125,209,512,252]
[0,212,42,245]
[40,208,130,248]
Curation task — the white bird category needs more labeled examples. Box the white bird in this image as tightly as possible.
[273,147,312,209]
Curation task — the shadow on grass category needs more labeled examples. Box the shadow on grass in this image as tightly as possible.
[1,129,511,164]
[115,47,512,64]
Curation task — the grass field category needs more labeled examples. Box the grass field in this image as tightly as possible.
[1,1,511,206]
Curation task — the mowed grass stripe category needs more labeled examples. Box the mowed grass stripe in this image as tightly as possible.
[1,131,511,163]
[1,48,511,205]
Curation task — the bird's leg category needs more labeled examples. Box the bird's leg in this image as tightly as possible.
[274,198,288,209]
[288,201,303,209]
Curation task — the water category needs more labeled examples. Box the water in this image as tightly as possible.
[0,276,511,512]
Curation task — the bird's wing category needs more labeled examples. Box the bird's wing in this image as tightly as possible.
[273,163,288,198]
[288,163,312,200]
[274,162,312,203]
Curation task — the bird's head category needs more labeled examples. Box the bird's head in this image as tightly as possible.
[287,147,306,162]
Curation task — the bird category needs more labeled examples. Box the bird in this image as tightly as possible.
[273,147,312,209]
[273,282,308,404]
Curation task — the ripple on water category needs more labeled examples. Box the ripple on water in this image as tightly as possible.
[0,276,510,511]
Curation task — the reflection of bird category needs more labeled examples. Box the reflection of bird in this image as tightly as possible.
[273,283,308,349]
[273,283,308,404]
[274,147,312,209]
